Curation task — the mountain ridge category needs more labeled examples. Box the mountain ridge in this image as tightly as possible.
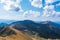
[0,20,60,40]
[9,20,60,39]
[0,24,32,40]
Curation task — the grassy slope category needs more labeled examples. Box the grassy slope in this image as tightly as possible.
[0,26,32,40]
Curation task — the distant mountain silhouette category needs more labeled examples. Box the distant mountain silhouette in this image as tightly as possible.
[40,21,60,27]
[0,23,8,27]
[9,20,60,39]
[0,19,16,24]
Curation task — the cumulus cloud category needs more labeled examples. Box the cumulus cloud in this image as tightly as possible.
[42,4,60,17]
[56,3,60,6]
[42,5,56,17]
[23,10,41,18]
[0,10,41,20]
[29,0,42,8]
[45,0,57,5]
[29,0,59,8]
[55,12,60,17]
[0,0,60,21]
[0,14,18,20]
[0,12,25,20]
[0,0,22,11]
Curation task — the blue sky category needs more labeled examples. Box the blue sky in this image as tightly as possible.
[0,0,60,21]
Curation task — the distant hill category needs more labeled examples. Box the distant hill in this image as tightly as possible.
[0,19,16,24]
[9,20,60,39]
[0,25,32,40]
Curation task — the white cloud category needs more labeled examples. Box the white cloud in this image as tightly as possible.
[0,0,5,3]
[42,5,56,17]
[4,5,11,11]
[0,12,24,20]
[23,10,41,18]
[0,0,60,21]
[56,3,60,6]
[42,5,60,17]
[45,0,57,5]
[29,0,42,8]
[0,0,22,11]
[0,10,41,20]
[55,12,60,17]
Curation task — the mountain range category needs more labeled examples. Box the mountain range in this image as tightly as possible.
[0,20,60,40]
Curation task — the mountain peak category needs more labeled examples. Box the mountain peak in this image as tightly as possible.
[41,21,53,24]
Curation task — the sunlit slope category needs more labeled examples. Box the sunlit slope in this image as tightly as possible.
[0,25,32,40]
